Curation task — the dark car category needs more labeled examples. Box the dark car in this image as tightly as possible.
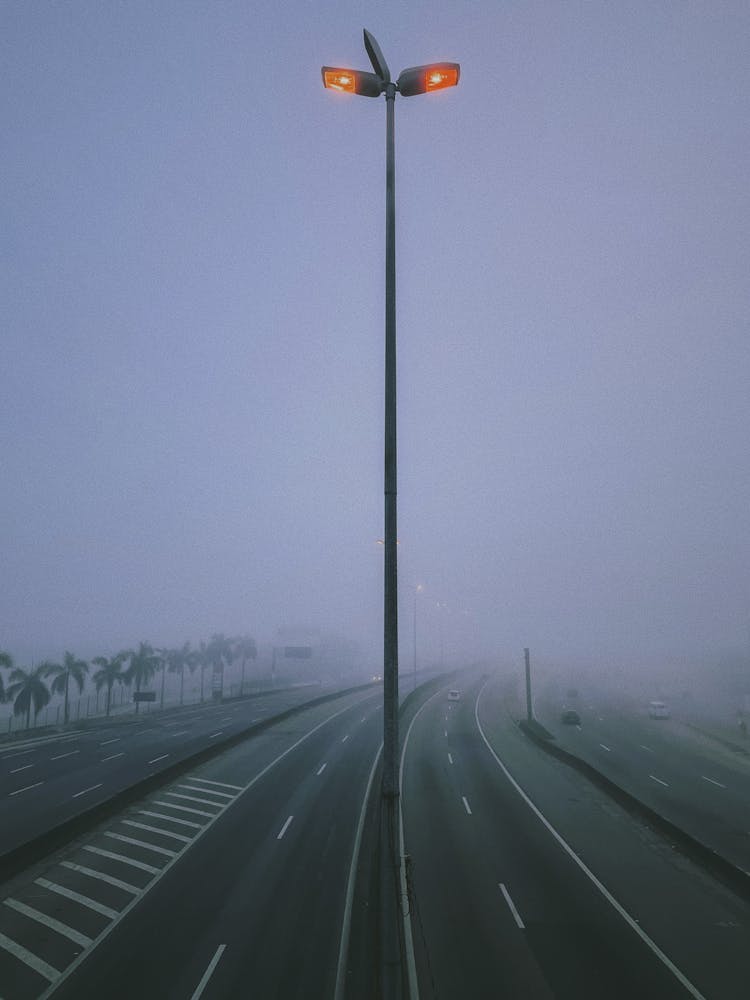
[561,709,581,725]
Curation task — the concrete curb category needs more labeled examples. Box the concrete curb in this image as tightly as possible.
[518,718,750,903]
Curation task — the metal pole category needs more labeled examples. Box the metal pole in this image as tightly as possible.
[524,647,533,722]
[383,80,399,800]
[413,589,417,692]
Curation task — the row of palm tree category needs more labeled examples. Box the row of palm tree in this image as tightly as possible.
[0,634,257,730]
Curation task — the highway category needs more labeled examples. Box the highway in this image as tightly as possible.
[533,692,750,872]
[400,672,750,999]
[0,686,384,999]
[0,686,347,860]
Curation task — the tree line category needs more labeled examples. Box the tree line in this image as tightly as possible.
[0,634,257,730]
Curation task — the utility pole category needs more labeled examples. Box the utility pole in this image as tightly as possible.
[524,647,533,722]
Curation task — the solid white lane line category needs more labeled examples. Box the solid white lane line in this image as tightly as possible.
[277,815,294,840]
[99,739,121,746]
[61,861,140,894]
[0,929,59,982]
[639,745,654,752]
[341,735,349,743]
[102,753,125,762]
[148,754,169,764]
[462,796,473,816]
[189,777,243,791]
[50,750,79,760]
[317,763,328,776]
[701,775,727,789]
[209,732,223,739]
[35,878,119,919]
[103,832,177,858]
[499,884,525,930]
[334,742,383,1000]
[4,898,93,947]
[178,784,234,800]
[122,820,192,843]
[153,799,214,818]
[10,781,44,796]
[82,845,160,874]
[190,944,227,1000]
[599,744,611,752]
[448,753,454,765]
[1,749,36,760]
[165,791,224,808]
[10,764,34,773]
[475,681,706,1000]
[72,783,103,798]
[649,774,669,787]
[140,810,202,830]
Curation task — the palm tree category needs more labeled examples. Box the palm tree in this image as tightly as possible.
[44,652,89,725]
[206,633,234,701]
[197,641,209,703]
[91,652,127,717]
[6,665,52,730]
[124,642,159,713]
[0,650,12,702]
[233,636,257,696]
[166,642,194,706]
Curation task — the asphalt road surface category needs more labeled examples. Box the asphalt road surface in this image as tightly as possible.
[400,671,750,999]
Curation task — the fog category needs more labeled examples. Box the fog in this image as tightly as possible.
[2,3,749,696]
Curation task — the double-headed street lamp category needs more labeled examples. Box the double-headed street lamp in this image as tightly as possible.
[322,30,459,805]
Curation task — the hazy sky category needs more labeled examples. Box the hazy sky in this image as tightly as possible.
[2,1,749,676]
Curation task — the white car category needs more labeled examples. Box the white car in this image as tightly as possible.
[648,700,670,719]
[448,690,461,702]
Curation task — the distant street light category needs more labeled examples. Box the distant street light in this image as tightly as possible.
[322,29,459,804]
[413,584,424,692]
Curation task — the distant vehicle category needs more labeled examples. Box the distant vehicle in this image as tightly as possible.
[561,709,581,725]
[448,690,461,701]
[648,700,670,719]
[371,674,382,682]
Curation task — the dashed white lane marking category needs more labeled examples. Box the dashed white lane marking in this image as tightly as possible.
[360,717,367,722]
[190,776,243,791]
[148,754,169,764]
[649,774,669,787]
[462,796,472,816]
[639,744,654,752]
[4,898,93,947]
[499,883,525,930]
[341,735,349,743]
[209,731,223,739]
[10,764,34,773]
[190,943,227,1000]
[277,815,294,840]
[103,832,177,858]
[1,749,36,760]
[448,753,454,765]
[82,844,160,874]
[317,763,328,776]
[0,929,59,981]
[122,819,192,843]
[72,783,103,798]
[99,738,121,746]
[102,753,125,762]
[140,809,202,830]
[10,781,44,796]
[444,730,448,737]
[50,750,79,760]
[701,775,727,789]
[178,784,234,800]
[61,861,140,894]
[170,730,190,737]
[599,744,611,752]
[35,878,119,919]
